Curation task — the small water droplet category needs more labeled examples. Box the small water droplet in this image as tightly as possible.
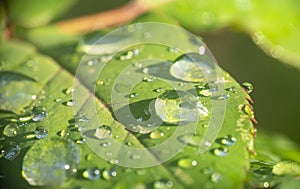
[168,47,179,53]
[212,93,230,100]
[131,154,141,160]
[54,97,62,102]
[135,169,146,175]
[220,135,237,146]
[129,93,138,98]
[65,100,76,107]
[153,180,173,189]
[64,87,74,95]
[153,87,163,93]
[213,147,229,157]
[199,46,206,55]
[210,172,223,183]
[149,130,164,139]
[178,135,202,147]
[260,181,270,188]
[102,168,117,180]
[270,45,284,59]
[34,126,48,139]
[226,86,237,92]
[85,154,94,161]
[1,141,21,160]
[95,125,112,140]
[83,167,101,180]
[201,167,213,175]
[31,95,37,100]
[243,104,254,119]
[100,142,112,147]
[109,159,119,165]
[241,82,253,94]
[3,123,19,137]
[177,158,198,168]
[252,31,265,45]
[142,76,156,82]
[86,58,98,66]
[75,114,89,122]
[31,106,48,122]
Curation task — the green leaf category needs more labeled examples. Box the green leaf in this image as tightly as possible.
[0,29,254,189]
[7,0,77,28]
[158,0,300,69]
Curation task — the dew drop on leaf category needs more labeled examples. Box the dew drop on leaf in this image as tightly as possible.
[153,180,173,189]
[31,106,48,122]
[213,147,229,157]
[241,82,253,94]
[3,123,19,137]
[220,135,237,146]
[102,168,117,180]
[1,141,20,160]
[34,126,48,139]
[22,138,80,186]
[149,130,164,139]
[177,158,198,168]
[95,125,112,140]
[83,167,101,180]
[210,172,223,183]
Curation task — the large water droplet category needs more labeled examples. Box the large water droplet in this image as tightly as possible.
[170,53,214,82]
[155,90,208,124]
[83,167,101,180]
[31,106,48,122]
[22,138,80,186]
[1,141,21,160]
[241,82,253,94]
[213,147,229,157]
[177,158,198,168]
[35,126,48,139]
[95,125,112,140]
[3,123,19,137]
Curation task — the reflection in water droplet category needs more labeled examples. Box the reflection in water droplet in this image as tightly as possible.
[213,147,229,157]
[210,172,223,183]
[220,136,237,146]
[149,130,164,139]
[1,141,21,160]
[35,126,48,139]
[95,125,112,140]
[3,123,19,137]
[102,168,117,180]
[241,82,253,94]
[177,158,198,168]
[153,180,173,189]
[199,46,206,55]
[170,53,214,82]
[31,106,48,122]
[22,138,80,186]
[155,90,208,124]
[83,167,101,180]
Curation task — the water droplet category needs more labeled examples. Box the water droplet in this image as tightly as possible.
[86,58,98,66]
[75,114,89,122]
[129,93,138,98]
[153,87,163,93]
[83,167,101,180]
[100,142,112,147]
[199,46,206,55]
[54,97,62,102]
[118,49,139,60]
[31,106,48,122]
[178,135,201,147]
[170,53,214,82]
[210,172,223,183]
[85,154,94,161]
[64,87,74,95]
[252,31,265,45]
[131,154,141,160]
[212,93,230,100]
[260,181,270,188]
[168,47,179,53]
[270,45,284,59]
[1,141,21,160]
[102,168,117,180]
[65,100,76,107]
[34,126,48,139]
[3,123,19,137]
[153,180,173,189]
[177,158,198,168]
[201,167,213,175]
[109,159,119,165]
[155,90,208,124]
[95,125,112,140]
[149,130,164,139]
[213,147,229,157]
[226,86,237,92]
[241,82,253,94]
[243,104,254,119]
[220,135,237,146]
[31,95,37,100]
[22,138,80,186]
[142,76,156,82]
[135,169,146,175]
